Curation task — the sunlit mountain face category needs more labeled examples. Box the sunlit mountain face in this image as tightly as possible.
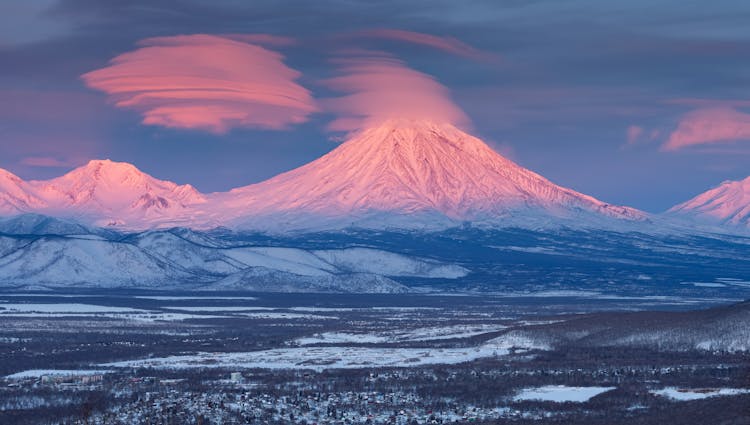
[669,176,750,228]
[0,120,646,231]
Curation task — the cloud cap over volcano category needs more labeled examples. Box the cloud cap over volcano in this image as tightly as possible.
[322,52,470,132]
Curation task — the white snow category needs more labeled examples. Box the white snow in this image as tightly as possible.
[312,248,468,278]
[0,237,193,287]
[683,282,727,288]
[288,307,358,312]
[0,303,143,313]
[5,369,111,380]
[162,306,277,312]
[104,345,507,372]
[669,175,750,228]
[296,324,508,345]
[0,303,230,321]
[134,296,258,301]
[652,387,750,401]
[237,312,337,320]
[513,385,615,402]
[103,332,544,371]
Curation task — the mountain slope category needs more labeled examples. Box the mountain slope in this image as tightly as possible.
[0,214,99,236]
[0,227,465,292]
[221,120,645,230]
[0,169,44,215]
[0,236,195,288]
[669,176,750,228]
[211,268,408,293]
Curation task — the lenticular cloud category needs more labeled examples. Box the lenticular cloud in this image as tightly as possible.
[353,29,495,62]
[82,34,318,134]
[323,53,469,132]
[663,107,750,151]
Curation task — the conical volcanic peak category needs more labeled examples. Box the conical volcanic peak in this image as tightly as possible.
[669,176,750,227]
[223,120,645,225]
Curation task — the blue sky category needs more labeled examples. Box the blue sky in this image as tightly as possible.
[1,0,750,212]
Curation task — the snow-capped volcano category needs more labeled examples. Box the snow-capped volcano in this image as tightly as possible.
[669,176,750,228]
[221,120,645,228]
[3,160,207,227]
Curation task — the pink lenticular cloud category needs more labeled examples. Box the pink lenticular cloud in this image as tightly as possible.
[322,53,470,132]
[663,107,750,151]
[353,29,498,62]
[81,34,318,134]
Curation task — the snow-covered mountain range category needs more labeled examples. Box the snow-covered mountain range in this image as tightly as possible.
[0,215,467,292]
[0,120,648,232]
[668,176,750,229]
[0,160,209,228]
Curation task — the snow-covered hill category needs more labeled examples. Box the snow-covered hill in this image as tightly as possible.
[211,268,407,293]
[669,176,750,229]
[0,214,100,236]
[0,226,465,292]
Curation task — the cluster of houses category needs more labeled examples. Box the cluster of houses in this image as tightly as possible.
[78,382,530,424]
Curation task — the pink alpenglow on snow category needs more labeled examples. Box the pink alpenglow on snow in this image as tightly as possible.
[3,160,209,228]
[0,123,646,231]
[323,54,470,132]
[82,34,318,134]
[221,120,646,229]
[669,176,750,227]
[0,169,45,215]
[663,107,750,151]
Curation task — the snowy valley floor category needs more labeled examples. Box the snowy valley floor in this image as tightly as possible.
[0,291,748,424]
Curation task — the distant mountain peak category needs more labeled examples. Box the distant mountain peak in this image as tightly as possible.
[669,176,750,227]
[51,159,156,188]
[1,160,207,227]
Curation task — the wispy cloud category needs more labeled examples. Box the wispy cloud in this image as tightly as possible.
[626,125,643,145]
[663,107,750,151]
[349,28,499,62]
[20,156,77,168]
[623,125,660,148]
[81,34,318,134]
[321,51,469,132]
[221,33,297,47]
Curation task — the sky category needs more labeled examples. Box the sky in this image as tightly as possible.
[1,0,750,213]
